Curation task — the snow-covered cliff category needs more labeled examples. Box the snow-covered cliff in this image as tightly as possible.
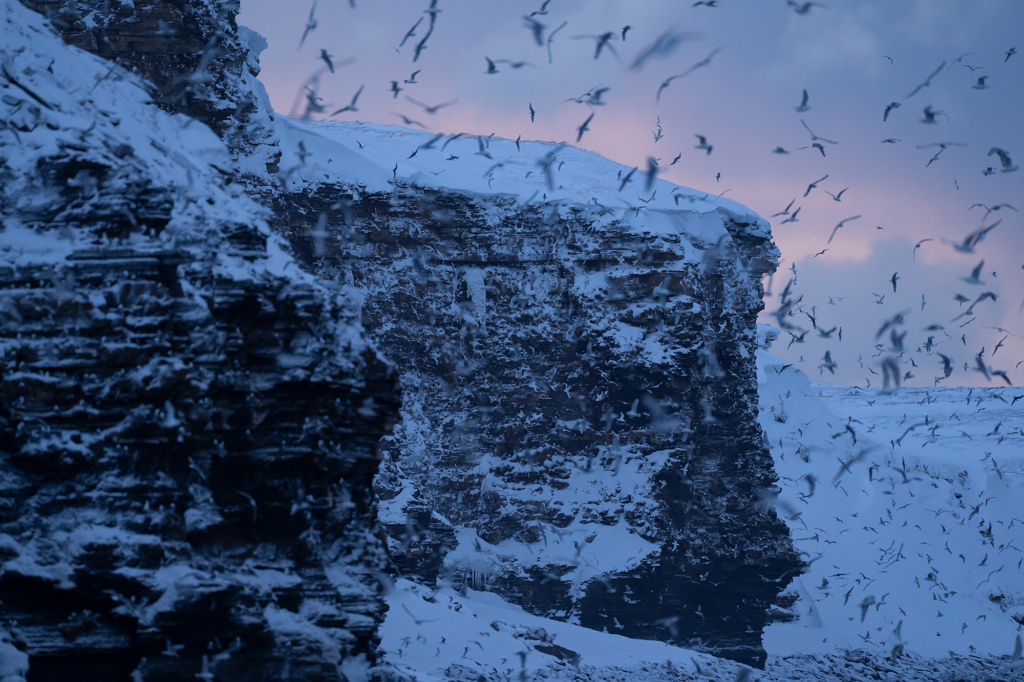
[0,2,398,680]
[255,117,799,665]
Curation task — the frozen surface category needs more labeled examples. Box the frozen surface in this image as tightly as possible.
[757,331,1024,660]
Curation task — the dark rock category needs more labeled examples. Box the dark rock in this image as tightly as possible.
[20,0,280,167]
[259,173,800,666]
[0,4,398,680]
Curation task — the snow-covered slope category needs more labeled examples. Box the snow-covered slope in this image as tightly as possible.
[262,117,768,234]
[370,329,1024,681]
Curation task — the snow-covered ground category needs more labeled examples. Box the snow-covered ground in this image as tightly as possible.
[758,331,1024,659]
[376,328,1024,681]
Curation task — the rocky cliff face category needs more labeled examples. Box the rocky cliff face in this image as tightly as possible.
[0,3,398,680]
[20,0,280,170]
[5,0,799,671]
[257,120,800,666]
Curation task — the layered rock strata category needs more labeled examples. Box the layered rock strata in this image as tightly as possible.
[0,3,398,680]
[259,121,801,665]
[19,0,280,169]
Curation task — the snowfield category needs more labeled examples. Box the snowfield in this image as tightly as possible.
[376,327,1024,681]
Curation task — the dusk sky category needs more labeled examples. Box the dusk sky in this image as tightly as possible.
[237,0,1024,387]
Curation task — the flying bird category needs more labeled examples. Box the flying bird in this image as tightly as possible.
[771,198,795,217]
[529,103,536,122]
[787,1,827,14]
[655,47,725,102]
[577,112,595,143]
[795,89,811,112]
[694,135,713,155]
[1006,47,1018,63]
[828,215,860,243]
[546,21,568,64]
[522,15,546,46]
[912,238,934,260]
[298,1,318,49]
[801,118,837,144]
[825,187,847,201]
[391,112,427,129]
[907,61,946,98]
[399,17,424,48]
[920,105,946,124]
[804,174,829,197]
[988,147,1017,172]
[629,27,702,70]
[944,219,1000,253]
[331,85,364,115]
[405,96,459,114]
[883,102,900,121]
[571,31,621,61]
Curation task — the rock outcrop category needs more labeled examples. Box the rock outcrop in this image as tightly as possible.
[0,2,398,680]
[257,120,801,666]
[5,0,800,671]
[19,0,280,170]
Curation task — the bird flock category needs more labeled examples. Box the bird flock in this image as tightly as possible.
[256,0,1024,675]
[278,0,1022,392]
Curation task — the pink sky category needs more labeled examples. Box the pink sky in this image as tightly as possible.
[238,0,1024,387]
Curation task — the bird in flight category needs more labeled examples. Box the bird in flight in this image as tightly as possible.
[655,47,725,102]
[331,85,364,115]
[907,61,946,98]
[298,1,318,49]
[571,31,621,61]
[694,135,713,155]
[795,89,811,112]
[801,119,837,145]
[319,49,334,73]
[920,105,946,124]
[771,199,795,217]
[391,112,427,129]
[825,187,848,201]
[883,102,900,121]
[399,17,423,48]
[988,147,1017,172]
[828,215,861,244]
[912,238,934,260]
[788,1,827,14]
[804,174,829,197]
[944,219,1001,253]
[405,96,459,114]
[577,112,595,143]
[529,103,536,122]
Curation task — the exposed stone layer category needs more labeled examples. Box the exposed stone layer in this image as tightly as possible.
[0,3,398,680]
[262,179,799,666]
[20,0,279,167]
